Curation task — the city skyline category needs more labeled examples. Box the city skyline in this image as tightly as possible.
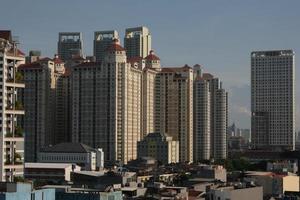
[1,0,300,129]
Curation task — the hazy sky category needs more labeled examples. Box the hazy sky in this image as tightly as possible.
[1,0,299,129]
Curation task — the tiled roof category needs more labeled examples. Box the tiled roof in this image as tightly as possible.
[0,30,11,41]
[127,56,143,63]
[41,142,95,153]
[202,73,214,80]
[161,64,192,73]
[6,49,25,57]
[145,50,160,61]
[106,39,125,52]
[74,62,101,68]
[18,62,43,70]
[53,57,63,64]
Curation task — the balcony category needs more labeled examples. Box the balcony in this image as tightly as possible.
[6,101,25,115]
[6,72,25,88]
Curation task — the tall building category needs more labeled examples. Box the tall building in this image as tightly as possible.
[58,32,83,61]
[251,50,295,151]
[156,65,194,163]
[94,30,119,62]
[19,59,56,162]
[0,30,25,181]
[124,26,151,59]
[71,39,143,164]
[193,65,228,161]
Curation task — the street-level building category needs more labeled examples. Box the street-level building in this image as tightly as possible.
[137,132,179,164]
[38,142,104,170]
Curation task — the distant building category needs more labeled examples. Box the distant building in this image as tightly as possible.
[58,32,83,61]
[25,50,41,63]
[193,65,228,161]
[137,133,179,164]
[38,143,104,170]
[19,59,56,162]
[24,162,81,182]
[267,160,298,174]
[124,26,151,59]
[0,30,26,181]
[94,30,119,62]
[206,184,263,200]
[251,50,295,151]
[71,39,143,164]
[245,171,300,197]
[194,165,227,182]
[0,182,55,200]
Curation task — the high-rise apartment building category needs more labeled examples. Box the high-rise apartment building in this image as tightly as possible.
[94,30,119,62]
[58,32,83,61]
[71,39,143,164]
[19,59,56,162]
[0,30,25,181]
[124,26,151,59]
[193,65,228,161]
[251,50,295,151]
[156,65,194,163]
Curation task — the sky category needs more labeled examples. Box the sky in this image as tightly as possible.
[1,0,300,130]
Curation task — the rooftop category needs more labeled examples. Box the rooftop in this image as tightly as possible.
[41,142,95,153]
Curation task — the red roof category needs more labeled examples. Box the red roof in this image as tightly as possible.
[106,39,125,52]
[0,30,12,41]
[202,73,214,80]
[74,62,101,68]
[6,49,25,57]
[53,57,63,64]
[18,62,43,70]
[127,56,143,63]
[145,50,160,61]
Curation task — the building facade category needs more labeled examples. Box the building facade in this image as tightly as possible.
[193,66,228,161]
[0,30,25,181]
[94,30,119,62]
[251,50,295,151]
[124,26,151,59]
[19,59,56,162]
[58,32,83,61]
[71,39,143,164]
[137,132,179,164]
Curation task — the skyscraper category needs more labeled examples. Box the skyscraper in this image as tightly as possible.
[0,30,25,181]
[193,65,228,161]
[156,65,194,162]
[251,50,295,151]
[19,59,56,162]
[71,39,143,164]
[124,26,151,59]
[58,32,83,61]
[94,30,119,62]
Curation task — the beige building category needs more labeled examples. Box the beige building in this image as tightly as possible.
[156,65,194,163]
[193,66,228,161]
[124,26,151,59]
[137,132,179,164]
[71,39,143,164]
[0,31,25,181]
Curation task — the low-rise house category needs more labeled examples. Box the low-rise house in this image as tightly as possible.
[0,182,55,200]
[206,184,263,200]
[38,142,104,170]
[24,162,81,183]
